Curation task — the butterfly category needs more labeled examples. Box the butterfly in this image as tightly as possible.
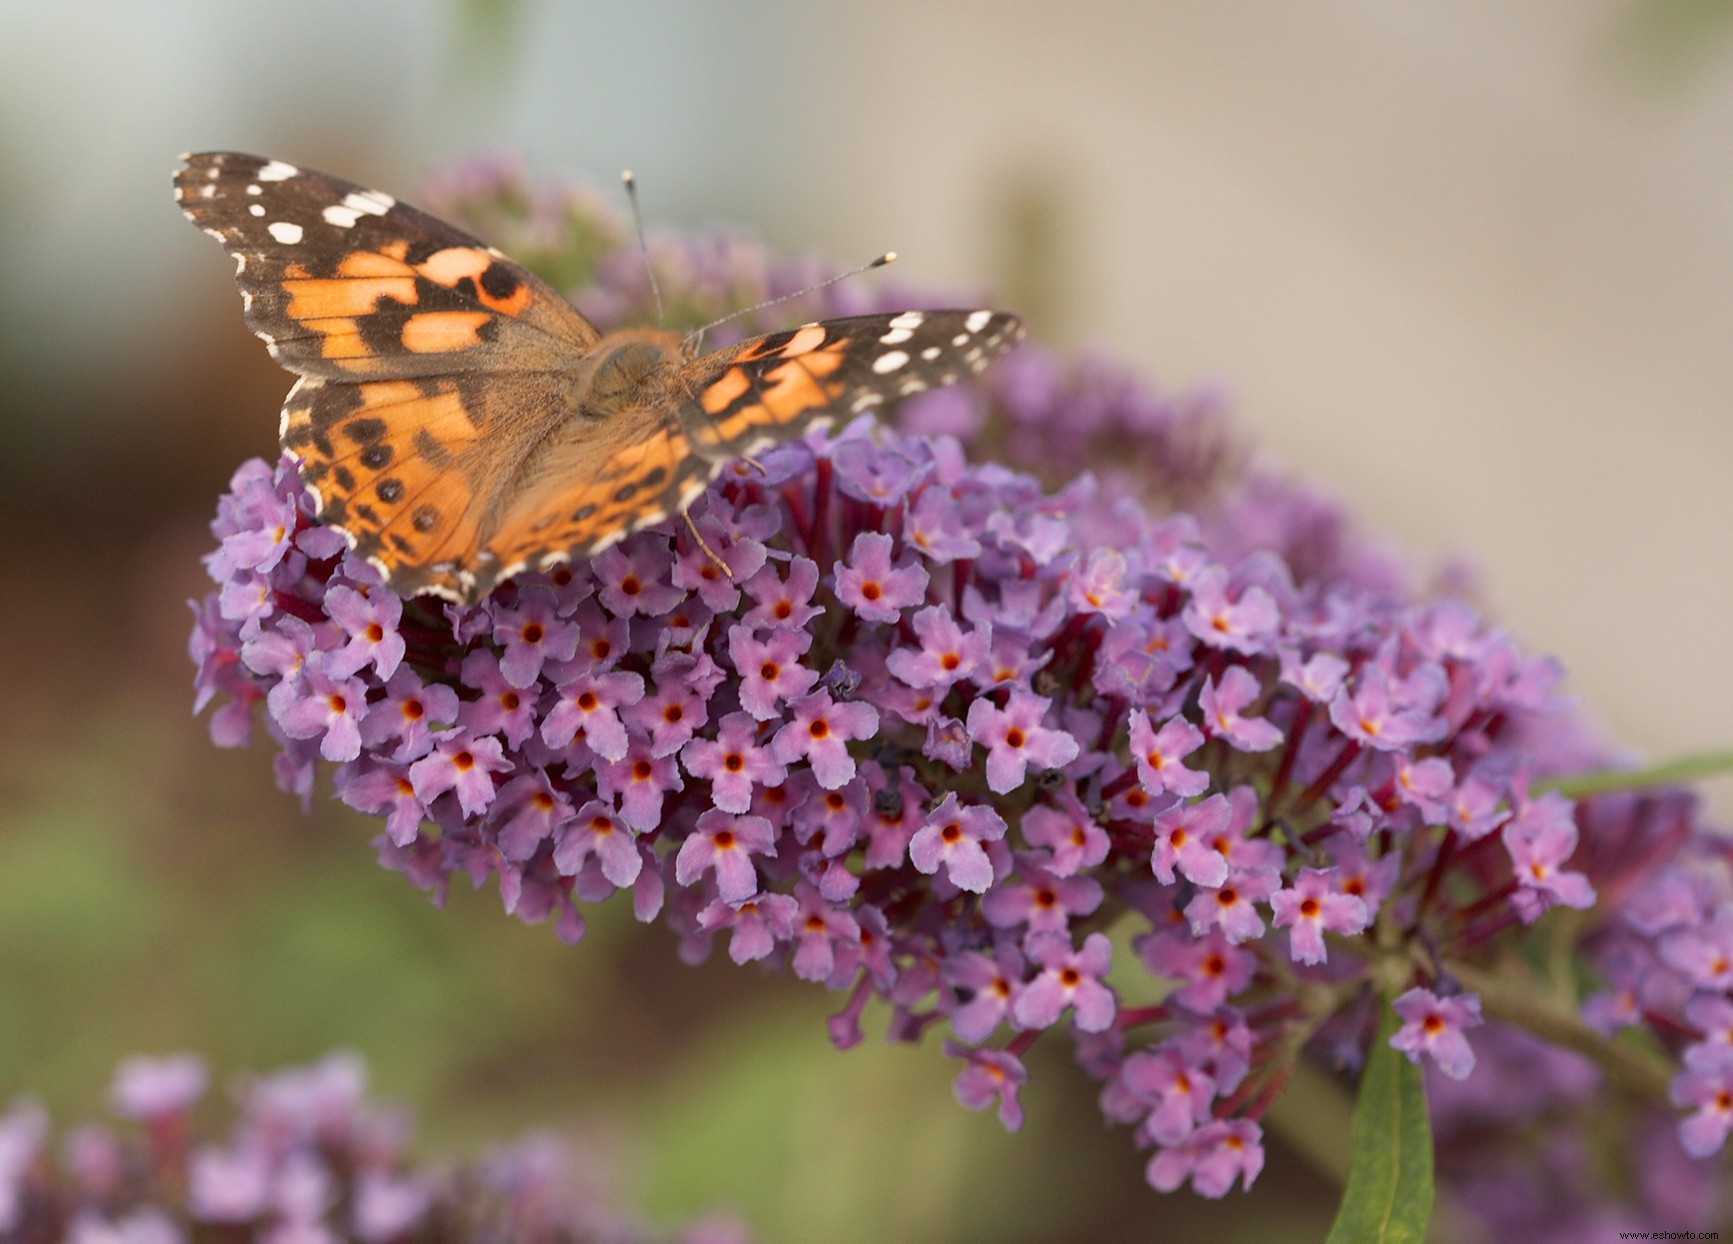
[175,152,1024,604]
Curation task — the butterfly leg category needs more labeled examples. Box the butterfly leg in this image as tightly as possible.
[683,512,733,578]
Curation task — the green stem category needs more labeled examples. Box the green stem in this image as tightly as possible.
[1443,959,1673,1103]
[1535,748,1733,800]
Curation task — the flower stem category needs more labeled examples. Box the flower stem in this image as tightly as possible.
[1442,959,1673,1103]
[1536,749,1733,799]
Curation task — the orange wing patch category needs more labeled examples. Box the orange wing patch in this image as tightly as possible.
[701,340,848,448]
[284,376,490,585]
[481,423,700,585]
[401,311,492,353]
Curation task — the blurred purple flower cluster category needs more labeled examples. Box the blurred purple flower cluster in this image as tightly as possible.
[186,158,1733,1221]
[0,1053,746,1244]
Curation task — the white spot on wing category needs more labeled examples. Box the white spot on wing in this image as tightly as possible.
[346,189,395,215]
[256,160,299,182]
[951,332,970,347]
[871,350,909,374]
[965,309,993,333]
[267,221,304,244]
[246,184,262,196]
[323,189,395,230]
[888,311,925,331]
[248,204,265,217]
[879,327,913,345]
[920,346,940,361]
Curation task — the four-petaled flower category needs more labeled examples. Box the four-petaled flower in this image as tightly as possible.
[965,690,1080,794]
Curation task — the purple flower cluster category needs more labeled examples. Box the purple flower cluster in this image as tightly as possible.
[0,1053,747,1244]
[187,160,1733,1221]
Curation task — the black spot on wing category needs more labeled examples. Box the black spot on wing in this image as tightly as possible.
[345,417,387,445]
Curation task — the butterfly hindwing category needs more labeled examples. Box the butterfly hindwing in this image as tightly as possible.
[677,310,1024,462]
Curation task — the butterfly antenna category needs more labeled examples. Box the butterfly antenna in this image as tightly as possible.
[621,170,666,329]
[683,252,897,355]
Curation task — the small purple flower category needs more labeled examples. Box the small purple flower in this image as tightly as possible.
[885,605,990,691]
[942,945,1025,1043]
[1139,930,1256,1014]
[790,885,861,982]
[965,690,1079,794]
[596,740,684,831]
[591,541,684,618]
[408,733,512,818]
[1118,1048,1216,1145]
[336,763,426,846]
[832,435,926,506]
[1329,662,1444,752]
[1069,548,1138,620]
[698,891,799,963]
[740,557,823,630]
[1683,995,1733,1072]
[728,625,819,721]
[906,487,983,562]
[834,531,929,624]
[491,773,573,861]
[489,588,579,688]
[1129,711,1208,797]
[448,652,535,749]
[675,810,777,904]
[1180,567,1279,655]
[1502,790,1597,922]
[1020,794,1110,877]
[1183,867,1279,944]
[770,691,878,790]
[323,584,406,680]
[540,665,644,759]
[188,1144,272,1220]
[276,666,368,762]
[1197,667,1281,753]
[1151,795,1232,889]
[1269,868,1368,964]
[682,713,786,813]
[1390,987,1483,1080]
[671,518,768,612]
[1010,932,1116,1032]
[909,794,1007,893]
[552,800,641,887]
[111,1054,208,1121]
[1147,1119,1264,1197]
[629,663,711,758]
[1671,1065,1733,1157]
[944,1041,1028,1132]
[352,1171,432,1241]
[982,858,1104,940]
[364,667,461,761]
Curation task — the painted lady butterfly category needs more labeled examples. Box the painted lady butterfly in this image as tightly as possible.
[175,152,1024,603]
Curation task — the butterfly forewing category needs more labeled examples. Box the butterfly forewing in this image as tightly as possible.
[178,152,1025,603]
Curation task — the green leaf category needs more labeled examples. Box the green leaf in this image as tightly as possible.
[1324,1002,1435,1244]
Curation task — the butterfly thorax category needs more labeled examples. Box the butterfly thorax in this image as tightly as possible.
[573,328,688,421]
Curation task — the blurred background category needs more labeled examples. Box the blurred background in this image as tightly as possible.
[3,1,1732,1240]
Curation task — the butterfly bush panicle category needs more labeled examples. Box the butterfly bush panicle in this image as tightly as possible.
[0,1054,748,1244]
[189,163,1733,1227]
